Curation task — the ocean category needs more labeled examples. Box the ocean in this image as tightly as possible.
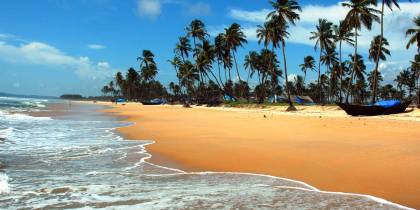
[0,97,411,209]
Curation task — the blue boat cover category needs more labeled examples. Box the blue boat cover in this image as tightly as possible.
[224,94,236,102]
[116,98,127,103]
[374,100,401,108]
[150,98,167,104]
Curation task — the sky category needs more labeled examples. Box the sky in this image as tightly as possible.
[0,0,418,96]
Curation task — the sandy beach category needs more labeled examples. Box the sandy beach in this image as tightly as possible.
[98,102,420,208]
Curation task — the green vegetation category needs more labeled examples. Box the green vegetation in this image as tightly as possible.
[60,94,84,100]
[103,0,420,108]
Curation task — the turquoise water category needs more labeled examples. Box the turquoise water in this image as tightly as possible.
[0,97,411,209]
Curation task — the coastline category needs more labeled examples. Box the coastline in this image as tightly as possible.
[94,101,420,208]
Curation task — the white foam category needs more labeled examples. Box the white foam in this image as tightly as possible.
[0,173,10,194]
[0,127,14,139]
[1,113,51,121]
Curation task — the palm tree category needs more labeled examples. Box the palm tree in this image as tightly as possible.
[310,18,334,103]
[168,56,183,93]
[257,21,279,49]
[179,60,199,103]
[174,36,191,61]
[224,23,247,82]
[299,56,316,84]
[406,15,420,53]
[372,0,401,103]
[369,35,390,102]
[333,21,354,102]
[214,33,227,84]
[321,46,339,102]
[348,54,367,101]
[267,0,301,111]
[114,72,125,97]
[126,67,140,100]
[244,51,259,84]
[410,54,420,106]
[186,19,207,84]
[137,50,157,82]
[342,0,380,103]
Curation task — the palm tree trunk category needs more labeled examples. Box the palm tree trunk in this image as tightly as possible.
[339,40,343,103]
[233,52,242,82]
[346,28,358,103]
[318,47,322,103]
[193,37,201,85]
[281,42,295,110]
[328,64,333,103]
[372,1,385,104]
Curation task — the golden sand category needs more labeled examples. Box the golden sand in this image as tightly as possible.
[97,102,420,208]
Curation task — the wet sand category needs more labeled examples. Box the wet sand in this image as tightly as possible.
[95,102,420,208]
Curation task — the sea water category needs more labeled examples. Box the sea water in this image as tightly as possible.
[0,96,412,209]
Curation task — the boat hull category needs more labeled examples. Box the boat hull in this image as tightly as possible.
[336,101,411,116]
[141,101,163,105]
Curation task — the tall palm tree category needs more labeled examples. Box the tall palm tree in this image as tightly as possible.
[168,56,183,93]
[257,21,278,49]
[114,72,125,97]
[137,50,157,81]
[333,21,354,102]
[244,51,259,84]
[410,54,420,106]
[406,15,420,53]
[214,33,227,84]
[321,46,339,102]
[126,67,140,100]
[224,23,247,82]
[310,18,334,103]
[372,0,401,103]
[179,61,199,104]
[299,56,316,84]
[348,54,367,101]
[257,20,281,101]
[369,35,390,102]
[267,0,301,111]
[186,19,207,84]
[174,36,191,62]
[342,0,380,103]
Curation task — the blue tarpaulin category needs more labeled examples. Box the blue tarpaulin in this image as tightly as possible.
[116,98,127,103]
[150,98,167,104]
[374,100,401,108]
[224,94,236,102]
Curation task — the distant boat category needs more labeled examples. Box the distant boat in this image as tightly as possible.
[337,100,412,116]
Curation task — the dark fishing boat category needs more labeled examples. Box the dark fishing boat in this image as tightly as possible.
[337,100,412,116]
[141,98,167,105]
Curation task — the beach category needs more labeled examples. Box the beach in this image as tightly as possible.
[99,102,420,208]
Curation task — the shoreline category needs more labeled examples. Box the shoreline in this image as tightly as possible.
[92,101,420,208]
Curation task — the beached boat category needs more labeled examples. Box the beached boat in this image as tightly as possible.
[141,98,166,105]
[336,100,412,116]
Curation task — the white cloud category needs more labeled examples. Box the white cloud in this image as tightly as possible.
[0,41,116,81]
[88,44,106,50]
[0,33,14,40]
[228,2,420,51]
[378,60,409,85]
[186,2,211,16]
[137,0,161,18]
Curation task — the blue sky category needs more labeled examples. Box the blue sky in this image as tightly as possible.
[0,0,418,96]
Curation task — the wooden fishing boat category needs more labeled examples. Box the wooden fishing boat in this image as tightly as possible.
[141,100,164,105]
[336,100,412,116]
